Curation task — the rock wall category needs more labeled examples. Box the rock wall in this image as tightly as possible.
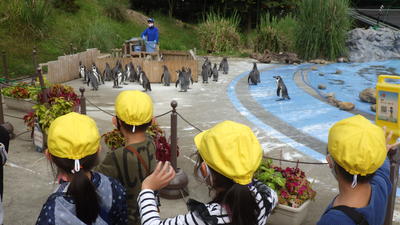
[347,28,400,62]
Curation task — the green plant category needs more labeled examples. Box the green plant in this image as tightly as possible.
[102,129,125,150]
[295,0,352,60]
[102,0,127,22]
[2,0,52,39]
[197,11,241,53]
[1,82,42,100]
[52,0,80,13]
[33,97,74,133]
[255,159,286,191]
[256,159,316,208]
[253,13,297,53]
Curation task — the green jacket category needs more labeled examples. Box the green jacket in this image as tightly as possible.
[96,134,156,225]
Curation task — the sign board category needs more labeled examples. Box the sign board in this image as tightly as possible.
[33,122,44,152]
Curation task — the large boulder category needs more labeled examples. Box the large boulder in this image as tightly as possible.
[338,102,355,111]
[347,28,400,62]
[359,88,376,104]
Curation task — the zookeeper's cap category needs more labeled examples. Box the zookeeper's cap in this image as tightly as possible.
[115,90,153,126]
[194,121,262,185]
[48,112,100,160]
[148,18,155,23]
[328,115,386,176]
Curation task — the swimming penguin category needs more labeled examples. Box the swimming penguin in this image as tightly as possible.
[161,65,171,86]
[274,76,290,100]
[212,63,219,82]
[175,70,189,92]
[103,63,112,81]
[139,70,151,92]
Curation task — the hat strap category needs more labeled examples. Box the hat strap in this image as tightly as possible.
[351,174,357,189]
[132,125,135,133]
[71,159,81,174]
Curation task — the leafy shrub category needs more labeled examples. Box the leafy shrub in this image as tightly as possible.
[295,0,351,60]
[52,0,80,13]
[197,11,241,53]
[103,0,127,22]
[253,13,297,53]
[2,0,52,39]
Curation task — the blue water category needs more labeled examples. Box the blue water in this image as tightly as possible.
[308,60,400,114]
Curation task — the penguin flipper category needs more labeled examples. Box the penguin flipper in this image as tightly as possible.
[161,74,164,83]
[277,87,281,97]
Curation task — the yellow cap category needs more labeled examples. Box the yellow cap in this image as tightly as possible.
[47,112,100,159]
[115,90,153,126]
[328,115,386,176]
[194,121,262,185]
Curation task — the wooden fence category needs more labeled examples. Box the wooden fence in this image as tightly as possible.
[41,48,198,84]
[42,49,101,83]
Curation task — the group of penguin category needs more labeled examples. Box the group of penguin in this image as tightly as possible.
[79,61,151,91]
[247,62,290,100]
[201,57,229,83]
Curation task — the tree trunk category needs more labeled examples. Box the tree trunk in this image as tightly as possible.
[247,10,252,32]
[168,0,175,18]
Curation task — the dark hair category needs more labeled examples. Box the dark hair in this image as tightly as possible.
[0,126,10,152]
[194,154,259,225]
[335,163,374,184]
[51,153,99,224]
[116,117,151,133]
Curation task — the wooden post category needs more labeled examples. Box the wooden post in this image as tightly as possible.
[384,147,400,225]
[170,100,178,171]
[2,51,8,82]
[79,87,86,115]
[70,43,73,55]
[37,68,48,104]
[159,100,189,199]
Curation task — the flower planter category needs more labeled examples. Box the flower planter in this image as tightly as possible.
[3,96,35,112]
[267,200,311,225]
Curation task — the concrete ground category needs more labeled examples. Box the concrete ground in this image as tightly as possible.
[3,57,400,224]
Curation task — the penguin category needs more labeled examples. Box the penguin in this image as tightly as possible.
[161,65,171,86]
[212,63,219,82]
[248,63,260,85]
[130,63,138,82]
[125,62,135,83]
[87,70,99,91]
[273,76,290,100]
[139,70,151,92]
[137,65,144,85]
[201,63,209,84]
[103,62,112,81]
[183,67,193,88]
[175,70,188,92]
[91,63,103,85]
[79,62,86,82]
[112,61,123,88]
[221,57,229,74]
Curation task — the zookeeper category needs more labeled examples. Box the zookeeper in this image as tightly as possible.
[141,18,159,53]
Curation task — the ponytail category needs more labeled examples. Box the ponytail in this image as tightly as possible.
[223,184,259,225]
[51,153,99,224]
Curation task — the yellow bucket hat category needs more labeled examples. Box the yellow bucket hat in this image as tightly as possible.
[194,121,262,185]
[115,90,153,126]
[47,112,100,160]
[328,115,386,176]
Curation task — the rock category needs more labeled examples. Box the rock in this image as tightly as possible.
[250,50,300,64]
[359,88,376,104]
[318,84,326,90]
[347,28,400,62]
[311,66,318,71]
[371,104,376,112]
[310,59,328,64]
[325,92,335,98]
[337,57,349,63]
[335,70,342,74]
[338,102,355,111]
[319,73,324,76]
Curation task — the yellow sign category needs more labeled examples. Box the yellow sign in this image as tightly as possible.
[376,75,400,143]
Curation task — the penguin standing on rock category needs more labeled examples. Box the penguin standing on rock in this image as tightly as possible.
[273,76,290,100]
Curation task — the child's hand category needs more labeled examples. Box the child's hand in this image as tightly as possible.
[142,161,175,191]
[384,127,400,151]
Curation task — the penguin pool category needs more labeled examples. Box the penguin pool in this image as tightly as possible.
[232,59,400,146]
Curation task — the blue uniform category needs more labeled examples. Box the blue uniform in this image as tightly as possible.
[36,172,128,225]
[141,27,159,52]
[317,159,391,225]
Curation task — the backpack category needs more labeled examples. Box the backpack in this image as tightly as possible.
[327,205,369,225]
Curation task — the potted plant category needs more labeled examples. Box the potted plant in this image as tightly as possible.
[102,120,179,161]
[255,159,316,225]
[1,82,41,112]
[23,84,80,152]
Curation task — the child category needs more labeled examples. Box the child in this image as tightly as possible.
[36,112,127,225]
[138,121,278,225]
[96,90,156,224]
[0,126,10,225]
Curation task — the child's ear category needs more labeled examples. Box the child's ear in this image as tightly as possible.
[326,155,334,169]
[112,116,117,128]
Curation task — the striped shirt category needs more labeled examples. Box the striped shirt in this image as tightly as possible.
[137,180,278,225]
